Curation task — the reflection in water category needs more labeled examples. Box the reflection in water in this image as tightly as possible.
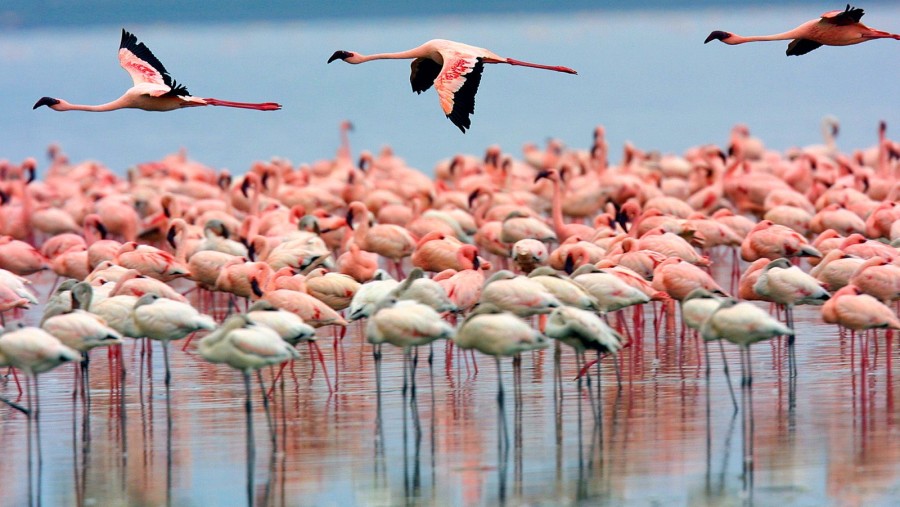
[0,260,899,505]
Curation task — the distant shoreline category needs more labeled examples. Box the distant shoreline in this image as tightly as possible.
[3,0,889,30]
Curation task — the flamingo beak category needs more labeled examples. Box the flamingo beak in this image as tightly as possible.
[33,96,60,109]
[240,177,251,198]
[345,210,354,230]
[534,170,552,183]
[328,50,353,63]
[251,278,263,298]
[704,31,731,43]
[564,254,575,275]
[166,226,178,249]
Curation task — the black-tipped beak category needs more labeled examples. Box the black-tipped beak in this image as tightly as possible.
[704,31,730,44]
[328,50,352,63]
[472,255,480,270]
[564,254,575,275]
[345,210,354,230]
[96,221,108,239]
[251,278,263,298]
[467,189,481,208]
[33,97,60,110]
[240,176,251,198]
[166,226,177,249]
[534,170,552,184]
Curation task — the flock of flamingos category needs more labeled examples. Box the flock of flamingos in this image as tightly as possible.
[2,2,900,503]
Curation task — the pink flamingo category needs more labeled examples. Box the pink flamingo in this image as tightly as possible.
[336,243,379,283]
[705,5,900,56]
[346,201,416,278]
[849,257,900,304]
[34,29,281,112]
[328,39,576,132]
[740,220,821,261]
[534,168,595,241]
[0,236,47,276]
[823,285,900,331]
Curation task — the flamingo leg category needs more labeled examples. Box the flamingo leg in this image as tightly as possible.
[718,339,739,414]
[311,342,333,393]
[243,371,255,507]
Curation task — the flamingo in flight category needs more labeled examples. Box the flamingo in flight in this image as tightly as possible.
[33,29,282,112]
[705,5,900,56]
[327,39,577,132]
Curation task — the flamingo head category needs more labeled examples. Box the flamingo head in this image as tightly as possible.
[327,50,357,64]
[704,31,734,44]
[33,96,61,110]
[533,169,557,184]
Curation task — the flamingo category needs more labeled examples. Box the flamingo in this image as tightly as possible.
[366,295,455,398]
[34,29,281,113]
[700,298,794,488]
[198,313,299,505]
[705,5,900,56]
[545,306,624,405]
[0,327,80,469]
[327,39,576,132]
[753,258,830,377]
[132,293,216,386]
[347,270,400,321]
[454,304,549,404]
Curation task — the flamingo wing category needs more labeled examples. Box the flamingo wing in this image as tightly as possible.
[410,57,441,94]
[433,54,485,133]
[118,29,190,97]
[786,38,823,56]
[821,5,865,25]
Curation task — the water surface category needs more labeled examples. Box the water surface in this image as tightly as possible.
[1,256,898,506]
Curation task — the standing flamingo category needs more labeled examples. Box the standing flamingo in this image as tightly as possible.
[198,314,299,506]
[705,5,900,56]
[327,39,576,132]
[34,29,281,112]
[700,298,793,492]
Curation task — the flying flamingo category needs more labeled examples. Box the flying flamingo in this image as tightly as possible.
[705,5,900,56]
[34,29,281,112]
[327,39,577,132]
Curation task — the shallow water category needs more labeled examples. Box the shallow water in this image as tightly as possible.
[1,255,898,506]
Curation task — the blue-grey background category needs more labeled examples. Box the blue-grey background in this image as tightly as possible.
[1,1,898,175]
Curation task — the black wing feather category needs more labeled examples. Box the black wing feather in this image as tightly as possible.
[786,38,823,56]
[410,58,441,94]
[446,58,484,134]
[826,5,865,26]
[119,29,190,97]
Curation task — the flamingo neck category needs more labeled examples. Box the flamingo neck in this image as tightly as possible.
[55,99,125,112]
[355,49,424,63]
[725,29,803,44]
[548,177,566,238]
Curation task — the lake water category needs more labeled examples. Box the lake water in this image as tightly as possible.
[0,3,898,175]
[0,257,898,506]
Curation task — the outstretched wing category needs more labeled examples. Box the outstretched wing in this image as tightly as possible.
[118,29,190,97]
[434,55,484,133]
[410,58,441,94]
[786,38,824,56]
[821,5,864,25]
